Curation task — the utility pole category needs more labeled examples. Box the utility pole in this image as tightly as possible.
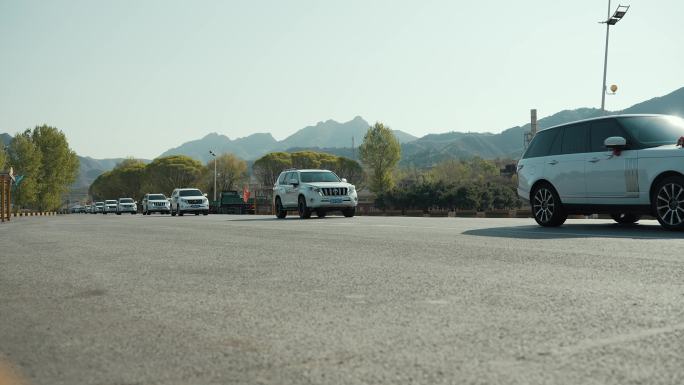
[209,150,217,202]
[600,1,630,112]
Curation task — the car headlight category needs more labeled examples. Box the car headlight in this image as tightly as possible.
[348,185,356,194]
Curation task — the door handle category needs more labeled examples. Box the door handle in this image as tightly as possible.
[588,157,600,163]
[547,160,558,165]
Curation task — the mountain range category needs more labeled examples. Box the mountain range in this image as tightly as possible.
[159,116,417,163]
[2,86,684,189]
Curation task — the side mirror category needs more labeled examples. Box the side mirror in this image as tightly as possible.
[290,181,299,187]
[604,136,626,149]
[203,193,208,197]
[341,178,348,183]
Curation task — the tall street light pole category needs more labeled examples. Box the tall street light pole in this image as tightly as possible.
[600,2,630,112]
[209,150,217,202]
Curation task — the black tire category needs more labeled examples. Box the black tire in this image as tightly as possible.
[298,196,311,219]
[178,206,184,217]
[652,175,684,230]
[275,197,287,219]
[611,213,640,224]
[171,205,176,216]
[203,211,208,216]
[116,212,121,215]
[316,210,327,218]
[531,183,567,227]
[342,208,355,217]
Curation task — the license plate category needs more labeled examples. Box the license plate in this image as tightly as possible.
[331,198,342,204]
[191,204,201,208]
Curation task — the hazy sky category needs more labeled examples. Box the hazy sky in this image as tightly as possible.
[2,0,683,159]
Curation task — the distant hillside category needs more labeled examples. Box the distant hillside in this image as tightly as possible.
[73,156,130,189]
[160,132,279,163]
[160,116,416,163]
[1,133,11,146]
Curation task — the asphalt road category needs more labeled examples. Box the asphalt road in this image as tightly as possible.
[1,214,684,385]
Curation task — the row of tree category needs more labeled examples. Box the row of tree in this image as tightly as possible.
[90,151,363,201]
[253,151,363,187]
[89,154,244,201]
[3,125,79,211]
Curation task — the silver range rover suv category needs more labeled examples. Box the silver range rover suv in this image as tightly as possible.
[518,114,684,230]
[273,169,358,219]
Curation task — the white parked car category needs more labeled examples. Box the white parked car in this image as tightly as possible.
[103,200,118,215]
[517,114,684,230]
[93,201,104,214]
[142,193,170,215]
[272,169,358,219]
[170,188,209,216]
[116,198,137,215]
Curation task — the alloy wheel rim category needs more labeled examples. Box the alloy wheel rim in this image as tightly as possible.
[533,188,555,223]
[656,183,684,226]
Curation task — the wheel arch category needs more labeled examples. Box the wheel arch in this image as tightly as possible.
[529,179,560,203]
[649,171,684,204]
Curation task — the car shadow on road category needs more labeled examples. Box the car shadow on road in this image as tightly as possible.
[227,216,350,222]
[463,223,684,240]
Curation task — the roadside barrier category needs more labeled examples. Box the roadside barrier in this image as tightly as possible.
[356,208,533,218]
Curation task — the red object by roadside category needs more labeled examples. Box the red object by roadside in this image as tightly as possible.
[242,185,251,203]
[677,136,684,147]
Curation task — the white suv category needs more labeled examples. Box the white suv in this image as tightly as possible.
[273,169,358,219]
[103,200,118,215]
[518,114,684,230]
[170,188,209,216]
[142,193,170,215]
[116,198,137,215]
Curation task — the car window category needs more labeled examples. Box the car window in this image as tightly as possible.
[561,123,589,154]
[618,116,684,147]
[288,173,299,184]
[277,173,287,185]
[590,119,626,152]
[548,127,563,156]
[523,128,558,159]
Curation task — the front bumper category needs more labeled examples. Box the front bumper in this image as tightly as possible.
[179,203,209,212]
[306,194,358,209]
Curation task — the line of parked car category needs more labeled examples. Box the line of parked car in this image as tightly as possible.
[82,188,210,216]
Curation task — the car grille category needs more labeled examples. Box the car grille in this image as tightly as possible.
[321,187,348,196]
[187,199,203,204]
[153,202,166,206]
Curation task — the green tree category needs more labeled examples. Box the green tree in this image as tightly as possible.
[202,153,248,198]
[0,145,6,171]
[31,125,79,211]
[145,155,205,195]
[359,122,401,194]
[7,131,42,209]
[253,152,292,186]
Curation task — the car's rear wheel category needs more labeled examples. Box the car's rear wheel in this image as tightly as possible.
[611,213,640,224]
[275,197,287,219]
[531,183,567,227]
[653,176,684,230]
[298,196,311,219]
[342,208,355,218]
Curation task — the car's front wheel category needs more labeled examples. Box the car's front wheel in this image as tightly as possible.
[275,197,287,219]
[531,183,567,227]
[611,213,640,224]
[653,175,684,230]
[298,196,311,219]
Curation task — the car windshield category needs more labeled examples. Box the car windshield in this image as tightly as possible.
[106,200,117,204]
[148,194,165,200]
[119,198,134,203]
[300,171,340,183]
[619,116,684,147]
[179,189,203,197]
